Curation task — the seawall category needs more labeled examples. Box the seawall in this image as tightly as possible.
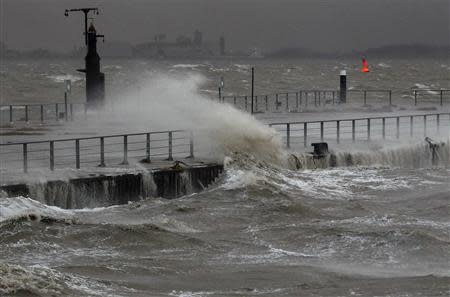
[0,163,223,209]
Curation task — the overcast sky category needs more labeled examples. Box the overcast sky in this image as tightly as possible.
[1,0,448,52]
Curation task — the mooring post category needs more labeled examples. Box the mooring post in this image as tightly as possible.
[145,133,151,162]
[286,123,290,148]
[75,139,80,169]
[303,123,308,147]
[423,115,427,136]
[367,119,371,140]
[25,105,29,123]
[122,135,128,165]
[50,141,54,171]
[410,116,414,137]
[23,143,28,173]
[352,120,356,142]
[100,137,105,167]
[189,131,194,158]
[382,118,386,139]
[40,105,44,124]
[251,67,254,114]
[64,92,68,122]
[320,121,324,141]
[9,105,13,123]
[396,117,400,139]
[339,70,347,103]
[336,120,340,144]
[168,132,173,161]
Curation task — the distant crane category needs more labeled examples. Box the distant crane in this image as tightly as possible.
[64,8,100,45]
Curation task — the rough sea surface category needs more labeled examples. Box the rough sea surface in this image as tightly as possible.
[1,58,449,296]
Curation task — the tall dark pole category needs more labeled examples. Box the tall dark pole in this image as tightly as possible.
[339,70,347,103]
[251,67,254,114]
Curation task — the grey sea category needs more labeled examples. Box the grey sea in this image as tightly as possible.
[0,58,449,296]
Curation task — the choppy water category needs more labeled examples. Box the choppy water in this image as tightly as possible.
[1,58,450,296]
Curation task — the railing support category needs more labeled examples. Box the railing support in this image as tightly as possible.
[440,90,443,106]
[64,93,68,122]
[396,117,400,139]
[423,115,427,136]
[168,132,173,161]
[189,131,194,158]
[303,123,307,148]
[352,120,356,142]
[336,121,340,144]
[50,141,54,171]
[320,121,324,141]
[23,143,28,173]
[285,93,289,111]
[436,114,440,133]
[367,119,371,140]
[75,139,80,169]
[145,133,151,163]
[55,103,59,120]
[286,123,291,148]
[265,95,268,111]
[99,137,105,167]
[414,91,417,106]
[410,116,414,137]
[382,118,386,140]
[389,91,392,106]
[122,135,128,165]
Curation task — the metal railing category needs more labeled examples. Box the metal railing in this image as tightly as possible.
[413,89,450,106]
[269,113,450,148]
[0,102,86,124]
[0,130,194,173]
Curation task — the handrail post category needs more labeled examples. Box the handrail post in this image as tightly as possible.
[23,143,28,173]
[304,123,307,148]
[25,105,29,123]
[145,133,151,162]
[382,118,386,140]
[64,92,68,122]
[168,132,173,161]
[189,131,194,158]
[75,139,80,169]
[336,120,340,144]
[50,141,54,171]
[99,137,105,167]
[367,118,371,140]
[40,105,44,124]
[122,135,128,165]
[352,120,356,142]
[410,116,414,137]
[423,115,427,136]
[320,121,324,141]
[286,123,290,148]
[436,114,440,133]
[9,105,13,123]
[396,117,400,139]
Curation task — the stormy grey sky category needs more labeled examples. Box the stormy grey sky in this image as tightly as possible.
[1,0,449,52]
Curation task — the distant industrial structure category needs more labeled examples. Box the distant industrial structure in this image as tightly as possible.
[134,30,226,58]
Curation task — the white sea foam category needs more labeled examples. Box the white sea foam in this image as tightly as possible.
[47,74,84,83]
[172,64,203,68]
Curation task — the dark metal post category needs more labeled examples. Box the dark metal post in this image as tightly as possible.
[168,132,173,161]
[339,70,347,103]
[286,123,290,148]
[382,118,386,139]
[275,93,279,110]
[145,133,151,162]
[332,91,335,105]
[40,105,44,124]
[367,119,371,140]
[9,105,12,123]
[25,105,29,122]
[255,95,258,111]
[414,91,417,106]
[363,91,367,106]
[75,139,80,169]
[122,135,128,165]
[440,90,443,106]
[296,92,299,110]
[389,90,392,106]
[352,120,356,142]
[23,143,28,173]
[314,91,317,107]
[64,92,68,121]
[396,117,400,139]
[218,87,222,102]
[336,120,340,144]
[410,116,414,137]
[56,103,59,120]
[189,131,194,158]
[304,123,307,147]
[70,104,73,120]
[234,96,237,106]
[285,93,289,111]
[245,96,248,111]
[320,121,324,141]
[305,92,308,107]
[437,114,440,133]
[100,137,105,167]
[265,95,268,112]
[50,141,54,171]
[423,115,427,136]
[251,67,254,114]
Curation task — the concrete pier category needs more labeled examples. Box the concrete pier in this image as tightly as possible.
[0,160,223,209]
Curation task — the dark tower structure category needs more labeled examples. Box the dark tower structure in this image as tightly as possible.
[79,23,105,109]
[65,8,105,109]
